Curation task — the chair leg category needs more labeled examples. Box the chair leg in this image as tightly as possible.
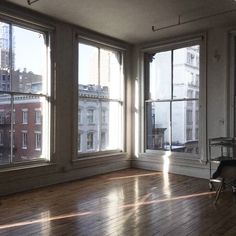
[215,179,224,204]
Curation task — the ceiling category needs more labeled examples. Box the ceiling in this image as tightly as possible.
[5,0,236,44]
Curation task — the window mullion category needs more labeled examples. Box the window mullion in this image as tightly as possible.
[170,50,174,150]
[98,48,101,152]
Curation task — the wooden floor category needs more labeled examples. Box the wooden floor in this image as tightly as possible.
[1,169,236,236]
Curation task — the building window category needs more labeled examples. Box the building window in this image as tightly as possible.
[186,128,192,141]
[102,109,106,124]
[87,109,94,124]
[22,109,28,124]
[35,109,41,125]
[186,110,193,125]
[87,132,94,150]
[35,132,42,150]
[0,111,4,124]
[145,44,200,154]
[12,110,15,124]
[22,131,28,149]
[0,130,3,146]
[101,131,106,150]
[78,41,123,154]
[0,19,51,165]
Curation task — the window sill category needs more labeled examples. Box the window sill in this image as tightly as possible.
[73,152,128,168]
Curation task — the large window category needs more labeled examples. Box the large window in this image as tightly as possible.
[145,45,200,155]
[0,20,51,165]
[78,42,124,154]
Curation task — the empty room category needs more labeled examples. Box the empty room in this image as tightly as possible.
[1,0,236,235]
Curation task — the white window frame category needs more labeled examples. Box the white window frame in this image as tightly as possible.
[77,39,125,157]
[0,17,53,167]
[140,35,206,161]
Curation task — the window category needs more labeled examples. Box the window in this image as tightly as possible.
[101,131,106,150]
[78,41,123,154]
[87,109,94,124]
[35,109,41,125]
[145,45,200,154]
[186,110,193,124]
[35,132,42,150]
[87,132,94,150]
[22,131,28,149]
[102,109,106,124]
[78,109,82,124]
[22,109,28,124]
[0,20,51,165]
[0,111,4,124]
[0,130,3,146]
[186,128,192,141]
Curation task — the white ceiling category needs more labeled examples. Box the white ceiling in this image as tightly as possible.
[6,0,236,44]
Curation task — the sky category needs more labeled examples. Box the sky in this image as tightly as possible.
[13,26,46,75]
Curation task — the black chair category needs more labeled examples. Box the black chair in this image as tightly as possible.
[213,160,236,203]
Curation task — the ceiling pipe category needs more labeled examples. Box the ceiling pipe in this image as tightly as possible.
[27,0,40,5]
[152,8,236,32]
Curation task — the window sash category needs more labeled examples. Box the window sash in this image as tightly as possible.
[144,45,201,155]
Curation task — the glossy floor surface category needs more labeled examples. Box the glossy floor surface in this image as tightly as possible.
[1,169,236,236]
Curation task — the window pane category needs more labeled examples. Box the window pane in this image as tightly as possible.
[0,22,10,70]
[79,43,98,90]
[101,101,122,151]
[173,46,200,99]
[146,102,170,150]
[149,51,171,100]
[172,101,199,154]
[12,26,47,94]
[100,49,122,99]
[78,42,123,155]
[0,94,11,165]
[12,95,44,163]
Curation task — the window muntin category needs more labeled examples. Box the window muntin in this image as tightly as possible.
[78,42,124,155]
[0,21,51,165]
[145,45,200,155]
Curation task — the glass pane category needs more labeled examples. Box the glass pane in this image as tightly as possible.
[0,22,11,92]
[12,26,47,94]
[12,95,44,163]
[172,101,199,154]
[173,45,200,99]
[146,102,170,150]
[100,49,122,100]
[0,22,10,69]
[78,97,99,153]
[78,43,99,96]
[0,94,11,165]
[149,51,171,100]
[101,101,122,151]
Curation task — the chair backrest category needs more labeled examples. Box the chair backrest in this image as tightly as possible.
[220,166,236,180]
